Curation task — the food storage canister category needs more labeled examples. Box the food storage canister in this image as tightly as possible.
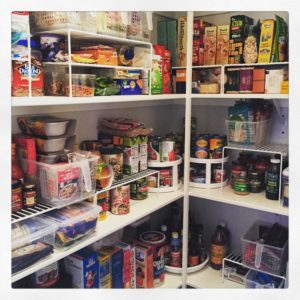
[65,74,96,97]
[44,67,66,96]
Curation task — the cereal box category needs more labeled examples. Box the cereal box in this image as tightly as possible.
[98,252,111,288]
[193,19,210,66]
[216,25,230,65]
[115,241,131,288]
[204,26,217,65]
[177,16,187,67]
[258,19,275,63]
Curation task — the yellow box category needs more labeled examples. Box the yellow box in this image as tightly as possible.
[204,26,217,65]
[280,81,289,94]
[177,16,187,67]
[258,19,275,63]
[216,25,230,65]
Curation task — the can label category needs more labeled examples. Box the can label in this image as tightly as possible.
[130,178,148,200]
[210,244,225,265]
[170,251,181,267]
[148,137,160,161]
[209,137,224,159]
[188,255,199,267]
[111,185,130,215]
[194,135,209,159]
[160,140,176,162]
[160,169,172,187]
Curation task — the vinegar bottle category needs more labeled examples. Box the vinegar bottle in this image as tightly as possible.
[210,225,227,270]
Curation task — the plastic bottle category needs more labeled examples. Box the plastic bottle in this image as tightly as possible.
[161,224,171,266]
[170,232,181,267]
[266,158,281,200]
[210,225,227,270]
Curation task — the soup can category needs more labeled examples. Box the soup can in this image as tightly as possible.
[160,138,176,162]
[31,262,59,288]
[139,231,166,287]
[194,134,210,159]
[110,185,130,215]
[100,148,123,180]
[130,178,148,200]
[148,135,161,162]
[209,135,224,159]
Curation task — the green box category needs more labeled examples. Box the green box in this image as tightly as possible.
[157,21,167,41]
[167,20,177,40]
[157,38,168,49]
[167,39,177,67]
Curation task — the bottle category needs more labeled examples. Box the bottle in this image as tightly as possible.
[218,221,230,256]
[169,202,181,234]
[266,158,281,200]
[188,239,199,267]
[197,233,207,263]
[161,224,171,266]
[210,225,227,270]
[170,232,181,268]
[12,143,24,182]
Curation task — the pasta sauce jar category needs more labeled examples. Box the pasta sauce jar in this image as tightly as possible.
[12,180,23,212]
[23,184,37,208]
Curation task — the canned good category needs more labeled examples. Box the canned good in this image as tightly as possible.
[101,148,123,181]
[213,165,226,183]
[110,185,130,215]
[140,231,166,287]
[12,180,23,213]
[160,138,176,162]
[159,168,172,187]
[147,175,157,188]
[194,134,209,159]
[96,191,110,221]
[209,135,224,159]
[130,178,148,200]
[148,135,161,162]
[231,161,247,188]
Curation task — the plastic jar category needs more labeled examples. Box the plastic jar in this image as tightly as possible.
[65,74,95,97]
[249,171,263,193]
[23,184,37,208]
[234,177,250,195]
[231,161,247,188]
[44,66,66,96]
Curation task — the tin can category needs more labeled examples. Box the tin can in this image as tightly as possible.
[213,164,226,183]
[160,138,176,162]
[147,175,157,188]
[194,134,210,159]
[139,231,166,287]
[130,178,148,200]
[110,185,130,215]
[96,191,110,221]
[148,135,161,162]
[209,135,224,159]
[159,168,172,187]
[101,148,123,180]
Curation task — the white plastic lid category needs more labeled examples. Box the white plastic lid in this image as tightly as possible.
[271,158,281,164]
[172,232,179,239]
[282,167,289,177]
[161,225,167,232]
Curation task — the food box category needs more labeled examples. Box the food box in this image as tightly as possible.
[151,54,162,94]
[167,19,177,40]
[12,134,36,177]
[129,246,136,288]
[280,81,289,94]
[265,69,284,94]
[98,252,111,288]
[204,26,217,65]
[36,154,98,206]
[177,16,187,67]
[72,47,118,65]
[216,25,230,65]
[229,15,254,64]
[123,136,139,175]
[239,67,253,93]
[252,68,266,93]
[258,19,275,63]
[193,19,207,66]
[12,217,57,274]
[167,38,177,67]
[99,246,123,288]
[225,68,240,93]
[114,79,142,95]
[44,202,100,248]
[135,241,154,288]
[64,248,99,288]
[157,21,167,41]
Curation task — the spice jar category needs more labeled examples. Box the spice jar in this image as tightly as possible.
[234,177,250,195]
[23,184,37,208]
[12,180,23,212]
[249,171,263,193]
[231,161,247,188]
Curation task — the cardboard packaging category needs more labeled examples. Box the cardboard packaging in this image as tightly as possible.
[167,39,177,67]
[225,68,240,93]
[177,16,187,67]
[139,136,148,172]
[151,54,162,94]
[252,68,266,93]
[265,69,284,94]
[258,19,275,63]
[115,79,142,95]
[216,25,230,65]
[280,81,289,94]
[98,252,111,288]
[204,26,217,65]
[239,67,253,93]
[135,241,154,288]
[229,15,254,64]
[123,136,139,175]
[176,68,186,93]
[64,248,99,288]
[167,19,177,40]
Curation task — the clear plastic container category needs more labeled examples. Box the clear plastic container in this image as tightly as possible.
[127,12,152,42]
[29,12,96,33]
[44,67,66,96]
[43,202,100,248]
[245,270,284,288]
[35,153,98,206]
[65,74,96,97]
[12,217,57,273]
[96,12,127,38]
[241,222,288,275]
[226,119,271,148]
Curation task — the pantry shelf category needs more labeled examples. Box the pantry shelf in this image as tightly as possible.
[159,273,183,288]
[224,144,288,156]
[192,94,288,99]
[11,189,184,283]
[189,186,288,216]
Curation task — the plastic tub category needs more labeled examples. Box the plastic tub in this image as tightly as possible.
[44,67,66,96]
[245,270,284,288]
[43,202,100,248]
[65,74,96,97]
[96,12,127,38]
[12,217,57,273]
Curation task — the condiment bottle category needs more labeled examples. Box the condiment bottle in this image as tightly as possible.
[161,224,171,265]
[12,143,24,182]
[266,158,281,200]
[231,160,247,188]
[170,231,181,267]
[249,170,263,193]
[23,184,37,208]
[234,177,250,195]
[210,225,227,270]
[188,239,199,267]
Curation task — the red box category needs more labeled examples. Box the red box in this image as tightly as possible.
[115,241,131,288]
[153,44,165,57]
[162,49,172,94]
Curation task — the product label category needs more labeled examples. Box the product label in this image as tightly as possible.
[234,181,250,193]
[266,173,279,194]
[188,255,199,267]
[170,251,181,267]
[210,244,225,265]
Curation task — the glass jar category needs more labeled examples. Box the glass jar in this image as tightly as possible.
[23,184,37,208]
[234,177,250,195]
[12,180,23,212]
[231,161,247,188]
[249,170,263,193]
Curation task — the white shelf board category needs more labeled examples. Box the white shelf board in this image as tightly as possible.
[192,94,288,99]
[159,273,183,289]
[224,62,289,68]
[11,189,183,283]
[189,185,288,216]
[186,265,243,288]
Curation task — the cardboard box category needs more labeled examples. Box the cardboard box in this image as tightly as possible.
[64,248,99,288]
[115,79,142,95]
[239,67,253,93]
[98,253,111,288]
[157,21,167,41]
[162,49,172,94]
[281,81,289,94]
[216,25,230,65]
[135,241,154,288]
[265,69,284,94]
[258,19,275,63]
[177,16,187,67]
[252,68,265,93]
[167,39,177,67]
[167,20,177,40]
[151,55,162,94]
[115,241,132,288]
[99,246,123,289]
[203,26,217,65]
[129,246,136,288]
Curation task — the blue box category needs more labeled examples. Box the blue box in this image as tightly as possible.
[115,79,142,95]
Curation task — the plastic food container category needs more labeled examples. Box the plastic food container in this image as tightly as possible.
[96,12,127,38]
[245,270,284,288]
[44,67,66,96]
[241,222,288,275]
[12,217,57,273]
[18,116,69,137]
[29,12,96,32]
[35,154,98,206]
[65,74,96,97]
[44,202,100,248]
[127,12,152,42]
[34,136,68,153]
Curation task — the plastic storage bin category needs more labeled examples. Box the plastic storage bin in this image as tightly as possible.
[241,222,288,275]
[127,12,152,42]
[29,12,96,33]
[245,270,284,288]
[44,202,100,248]
[226,119,271,148]
[65,74,96,97]
[35,153,98,206]
[96,12,127,38]
[12,217,57,273]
